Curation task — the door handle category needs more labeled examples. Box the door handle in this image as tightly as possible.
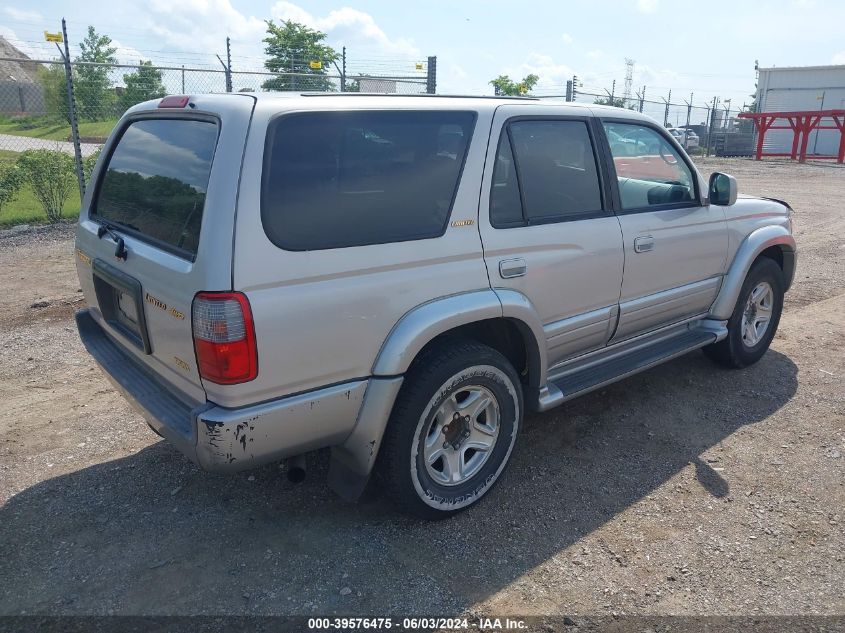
[634,236,654,253]
[499,258,527,279]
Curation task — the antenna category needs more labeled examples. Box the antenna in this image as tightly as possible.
[622,58,635,106]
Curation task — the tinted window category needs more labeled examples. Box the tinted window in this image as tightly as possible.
[491,121,602,226]
[602,122,695,210]
[261,111,475,251]
[490,134,523,227]
[93,119,218,256]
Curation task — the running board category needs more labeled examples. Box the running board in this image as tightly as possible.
[536,324,724,411]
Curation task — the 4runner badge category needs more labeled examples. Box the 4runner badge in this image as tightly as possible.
[451,219,475,227]
[145,293,166,311]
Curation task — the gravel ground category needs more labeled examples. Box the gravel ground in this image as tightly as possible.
[0,159,843,619]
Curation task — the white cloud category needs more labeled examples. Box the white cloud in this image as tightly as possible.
[145,0,267,63]
[0,26,51,60]
[501,53,575,94]
[111,39,150,67]
[833,51,845,64]
[562,33,573,45]
[270,2,420,58]
[2,6,42,21]
[635,63,683,88]
[636,0,659,13]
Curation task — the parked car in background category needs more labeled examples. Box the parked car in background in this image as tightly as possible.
[668,127,700,149]
[75,94,796,518]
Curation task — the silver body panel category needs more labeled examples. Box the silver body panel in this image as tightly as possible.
[74,94,796,493]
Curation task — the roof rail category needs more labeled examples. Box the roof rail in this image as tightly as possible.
[299,92,541,101]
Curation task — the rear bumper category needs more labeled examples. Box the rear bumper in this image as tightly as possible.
[76,309,368,472]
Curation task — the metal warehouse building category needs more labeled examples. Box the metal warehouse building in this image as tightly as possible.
[756,64,845,157]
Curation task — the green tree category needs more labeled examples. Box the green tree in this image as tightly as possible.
[0,161,24,215]
[489,74,539,96]
[75,26,117,121]
[17,149,76,222]
[119,61,166,113]
[593,95,636,109]
[37,64,70,122]
[262,20,339,92]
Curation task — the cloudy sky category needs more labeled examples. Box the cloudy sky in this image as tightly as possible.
[3,0,845,107]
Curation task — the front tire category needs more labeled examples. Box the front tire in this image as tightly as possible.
[377,340,523,519]
[704,257,784,368]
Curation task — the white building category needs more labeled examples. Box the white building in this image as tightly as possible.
[756,65,845,157]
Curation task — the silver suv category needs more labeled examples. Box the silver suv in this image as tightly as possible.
[75,94,796,518]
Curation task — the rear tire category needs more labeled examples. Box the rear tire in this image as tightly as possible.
[377,340,523,519]
[703,257,784,368]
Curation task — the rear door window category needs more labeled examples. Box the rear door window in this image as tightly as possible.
[490,119,604,227]
[261,110,476,251]
[92,118,218,257]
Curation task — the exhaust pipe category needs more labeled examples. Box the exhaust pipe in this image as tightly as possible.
[287,454,307,483]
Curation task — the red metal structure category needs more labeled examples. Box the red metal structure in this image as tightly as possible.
[738,110,845,163]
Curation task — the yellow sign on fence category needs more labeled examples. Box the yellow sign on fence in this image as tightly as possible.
[309,60,322,70]
[44,31,63,43]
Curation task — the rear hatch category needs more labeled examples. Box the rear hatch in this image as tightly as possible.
[75,94,256,404]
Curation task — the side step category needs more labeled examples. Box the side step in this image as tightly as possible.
[543,326,719,407]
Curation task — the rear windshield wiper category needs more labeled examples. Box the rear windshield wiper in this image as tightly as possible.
[96,221,129,261]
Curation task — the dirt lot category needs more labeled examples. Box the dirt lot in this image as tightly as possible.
[0,158,843,619]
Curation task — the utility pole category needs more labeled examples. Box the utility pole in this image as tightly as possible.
[331,47,347,92]
[216,37,232,93]
[707,96,719,156]
[609,79,616,105]
[58,18,85,203]
[662,90,672,127]
[226,37,232,92]
[723,98,732,130]
[683,92,694,130]
[636,85,646,112]
[181,64,185,93]
[426,56,437,94]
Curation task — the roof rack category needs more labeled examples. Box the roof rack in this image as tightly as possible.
[299,92,541,101]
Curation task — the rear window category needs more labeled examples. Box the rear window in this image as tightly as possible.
[92,118,218,257]
[261,110,476,251]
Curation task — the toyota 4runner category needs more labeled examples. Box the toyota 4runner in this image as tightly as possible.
[75,93,796,518]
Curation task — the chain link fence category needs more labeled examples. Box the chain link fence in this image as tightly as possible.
[0,48,433,226]
[0,58,431,148]
[563,89,753,157]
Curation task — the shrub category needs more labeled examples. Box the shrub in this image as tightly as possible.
[17,149,77,222]
[0,161,24,215]
[83,148,102,188]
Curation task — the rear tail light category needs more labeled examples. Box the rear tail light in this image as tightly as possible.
[192,292,258,384]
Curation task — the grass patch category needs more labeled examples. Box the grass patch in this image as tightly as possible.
[0,117,117,141]
[0,149,80,227]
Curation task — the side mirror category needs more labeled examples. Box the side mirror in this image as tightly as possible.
[709,172,737,206]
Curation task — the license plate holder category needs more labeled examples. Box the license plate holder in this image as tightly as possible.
[92,258,152,354]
